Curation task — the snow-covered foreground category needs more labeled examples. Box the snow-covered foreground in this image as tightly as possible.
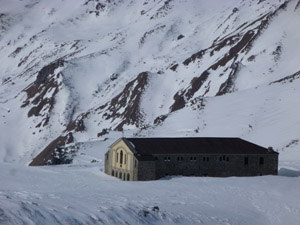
[1,161,300,225]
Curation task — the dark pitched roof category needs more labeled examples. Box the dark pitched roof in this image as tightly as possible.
[124,137,278,158]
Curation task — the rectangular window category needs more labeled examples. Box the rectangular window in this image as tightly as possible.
[116,152,118,163]
[164,156,171,162]
[190,156,196,162]
[244,157,248,165]
[259,157,264,165]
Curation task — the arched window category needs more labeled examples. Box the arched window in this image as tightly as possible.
[116,152,119,163]
[124,154,126,164]
[127,173,130,181]
[120,150,123,164]
[111,170,114,176]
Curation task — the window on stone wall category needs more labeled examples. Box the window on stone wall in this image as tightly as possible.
[190,156,196,162]
[116,152,118,163]
[244,157,248,165]
[164,156,170,162]
[119,172,122,179]
[220,155,228,162]
[177,156,183,161]
[120,150,123,165]
[203,157,210,162]
[127,173,130,181]
[115,171,118,177]
[259,157,264,165]
[124,153,126,165]
[111,170,114,176]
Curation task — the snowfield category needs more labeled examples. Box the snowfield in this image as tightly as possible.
[1,160,300,225]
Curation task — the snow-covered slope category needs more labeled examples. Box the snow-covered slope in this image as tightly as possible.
[1,0,299,165]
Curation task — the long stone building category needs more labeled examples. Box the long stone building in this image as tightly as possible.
[104,137,279,181]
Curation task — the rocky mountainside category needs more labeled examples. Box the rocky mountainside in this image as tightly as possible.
[0,0,299,165]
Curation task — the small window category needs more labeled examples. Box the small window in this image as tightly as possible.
[124,154,126,164]
[177,156,180,161]
[127,173,130,181]
[190,156,196,162]
[116,152,119,163]
[119,172,122,179]
[259,157,264,165]
[203,157,206,162]
[111,170,114,176]
[181,157,183,160]
[244,157,248,165]
[226,157,229,162]
[223,155,226,161]
[120,150,123,164]
[115,171,118,177]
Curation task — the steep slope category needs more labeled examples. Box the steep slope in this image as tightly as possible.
[0,0,299,165]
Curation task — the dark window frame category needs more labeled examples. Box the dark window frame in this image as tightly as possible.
[244,157,249,165]
[259,157,264,165]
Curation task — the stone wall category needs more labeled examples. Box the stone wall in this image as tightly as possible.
[137,161,156,181]
[153,153,278,179]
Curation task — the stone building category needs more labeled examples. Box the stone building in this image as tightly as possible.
[104,137,278,181]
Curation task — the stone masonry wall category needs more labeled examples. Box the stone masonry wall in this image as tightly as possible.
[153,153,278,179]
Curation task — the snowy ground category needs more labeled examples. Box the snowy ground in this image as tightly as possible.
[1,150,300,225]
